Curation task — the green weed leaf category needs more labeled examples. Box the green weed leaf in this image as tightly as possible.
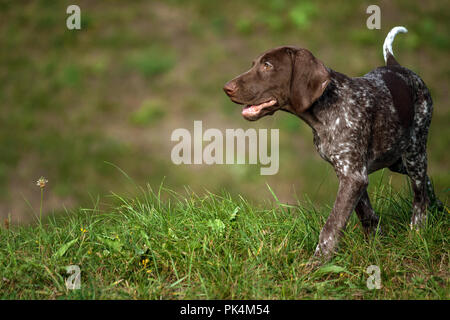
[53,238,78,259]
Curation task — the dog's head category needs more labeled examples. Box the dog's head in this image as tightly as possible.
[223,46,330,121]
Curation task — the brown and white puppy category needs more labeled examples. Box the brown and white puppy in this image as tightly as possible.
[224,26,443,262]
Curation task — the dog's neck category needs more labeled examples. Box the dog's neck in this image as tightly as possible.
[295,68,350,130]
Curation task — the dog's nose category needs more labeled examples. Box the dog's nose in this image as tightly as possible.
[223,82,237,96]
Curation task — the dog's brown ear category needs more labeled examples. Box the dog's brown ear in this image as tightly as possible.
[289,49,330,113]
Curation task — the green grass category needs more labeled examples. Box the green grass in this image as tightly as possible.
[1,183,448,299]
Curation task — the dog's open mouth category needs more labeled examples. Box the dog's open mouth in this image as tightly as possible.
[241,99,277,120]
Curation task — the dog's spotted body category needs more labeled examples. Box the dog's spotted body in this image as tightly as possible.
[224,26,442,261]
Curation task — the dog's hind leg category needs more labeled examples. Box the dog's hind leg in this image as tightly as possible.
[425,176,444,211]
[403,149,429,229]
[403,85,435,229]
[355,190,381,236]
[389,158,443,211]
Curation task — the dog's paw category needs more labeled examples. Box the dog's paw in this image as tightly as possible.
[302,247,333,272]
[363,224,384,238]
[429,198,445,213]
[302,257,325,272]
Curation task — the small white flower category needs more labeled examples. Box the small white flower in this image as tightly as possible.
[36,177,48,188]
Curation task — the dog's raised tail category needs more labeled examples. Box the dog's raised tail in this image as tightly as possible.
[383,26,408,66]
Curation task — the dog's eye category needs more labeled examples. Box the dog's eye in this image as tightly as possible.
[263,61,273,70]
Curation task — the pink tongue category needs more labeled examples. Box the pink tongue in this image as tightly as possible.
[242,100,276,117]
[242,105,259,116]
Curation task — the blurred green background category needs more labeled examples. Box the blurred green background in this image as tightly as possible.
[0,0,448,222]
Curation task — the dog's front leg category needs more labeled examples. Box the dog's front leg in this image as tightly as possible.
[313,173,368,261]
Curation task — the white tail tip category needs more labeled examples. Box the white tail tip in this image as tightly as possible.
[383,26,408,63]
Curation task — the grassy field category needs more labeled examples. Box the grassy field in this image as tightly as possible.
[1,181,448,299]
